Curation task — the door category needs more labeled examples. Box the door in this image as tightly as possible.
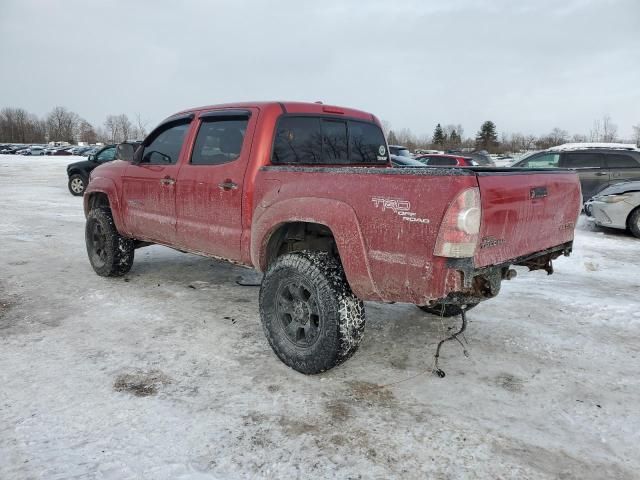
[560,152,608,200]
[175,109,257,261]
[121,119,192,244]
[606,152,640,184]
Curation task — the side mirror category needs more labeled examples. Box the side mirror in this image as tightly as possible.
[88,154,96,162]
[115,143,135,162]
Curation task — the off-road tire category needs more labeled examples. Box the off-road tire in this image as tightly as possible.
[68,174,87,196]
[418,303,478,317]
[259,251,365,374]
[628,207,640,239]
[85,207,134,277]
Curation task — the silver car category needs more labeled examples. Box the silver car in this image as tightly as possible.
[585,181,640,238]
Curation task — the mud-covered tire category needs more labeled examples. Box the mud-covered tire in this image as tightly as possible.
[85,207,134,277]
[628,207,640,239]
[418,303,478,317]
[68,174,87,196]
[259,251,365,374]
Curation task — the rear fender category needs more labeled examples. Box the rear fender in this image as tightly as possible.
[250,197,381,300]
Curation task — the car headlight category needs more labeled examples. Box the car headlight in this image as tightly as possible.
[598,194,630,203]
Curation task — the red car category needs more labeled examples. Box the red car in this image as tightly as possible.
[83,101,581,374]
[416,153,477,167]
[53,147,73,156]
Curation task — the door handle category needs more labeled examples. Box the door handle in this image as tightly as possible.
[594,172,607,176]
[160,176,176,185]
[218,180,238,191]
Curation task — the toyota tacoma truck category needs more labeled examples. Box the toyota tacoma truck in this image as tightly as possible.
[83,101,582,374]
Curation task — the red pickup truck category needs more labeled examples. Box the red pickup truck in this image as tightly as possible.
[84,101,581,374]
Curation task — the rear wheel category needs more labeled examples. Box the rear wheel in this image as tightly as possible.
[418,303,478,317]
[259,251,365,374]
[85,207,134,276]
[68,174,87,196]
[628,207,640,239]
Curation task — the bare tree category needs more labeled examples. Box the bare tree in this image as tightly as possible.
[104,115,121,143]
[116,114,132,142]
[76,119,97,144]
[589,115,618,142]
[46,106,80,143]
[0,107,46,143]
[601,115,617,142]
[380,119,391,138]
[134,113,148,140]
[632,124,640,146]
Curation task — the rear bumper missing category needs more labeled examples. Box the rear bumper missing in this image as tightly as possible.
[433,241,573,306]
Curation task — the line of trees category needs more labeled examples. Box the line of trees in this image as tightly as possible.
[384,115,639,154]
[0,106,148,144]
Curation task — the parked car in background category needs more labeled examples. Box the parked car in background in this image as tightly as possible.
[66,144,116,196]
[53,147,74,156]
[1,145,24,154]
[415,153,477,167]
[465,150,495,166]
[584,181,640,238]
[511,143,640,201]
[82,147,99,157]
[22,146,46,156]
[388,145,413,158]
[390,155,425,167]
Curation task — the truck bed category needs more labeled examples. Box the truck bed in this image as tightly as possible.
[253,165,582,304]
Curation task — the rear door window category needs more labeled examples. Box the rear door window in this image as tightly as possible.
[191,118,248,165]
[561,153,605,168]
[606,154,640,168]
[272,116,388,165]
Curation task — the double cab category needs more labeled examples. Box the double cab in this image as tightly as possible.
[84,101,582,374]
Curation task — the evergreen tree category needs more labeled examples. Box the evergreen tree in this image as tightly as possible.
[475,121,498,151]
[387,130,399,145]
[432,123,445,146]
[449,129,461,146]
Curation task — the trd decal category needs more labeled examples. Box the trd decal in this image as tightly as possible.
[371,197,430,224]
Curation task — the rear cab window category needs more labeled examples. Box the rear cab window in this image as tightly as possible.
[271,116,388,165]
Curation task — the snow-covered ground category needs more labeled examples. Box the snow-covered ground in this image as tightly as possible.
[1,155,639,479]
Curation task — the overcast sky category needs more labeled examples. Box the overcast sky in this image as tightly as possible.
[1,0,638,138]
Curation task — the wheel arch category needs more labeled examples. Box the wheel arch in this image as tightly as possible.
[250,197,380,300]
[83,177,127,234]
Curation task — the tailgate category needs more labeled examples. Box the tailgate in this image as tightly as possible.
[473,169,581,268]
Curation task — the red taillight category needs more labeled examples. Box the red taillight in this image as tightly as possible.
[434,187,481,258]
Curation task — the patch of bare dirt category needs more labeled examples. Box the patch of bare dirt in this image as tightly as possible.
[113,369,171,397]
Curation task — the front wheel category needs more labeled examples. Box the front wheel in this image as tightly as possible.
[85,208,135,276]
[68,174,87,196]
[259,251,365,374]
[418,303,478,317]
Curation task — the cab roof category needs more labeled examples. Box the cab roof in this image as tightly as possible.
[175,101,377,122]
